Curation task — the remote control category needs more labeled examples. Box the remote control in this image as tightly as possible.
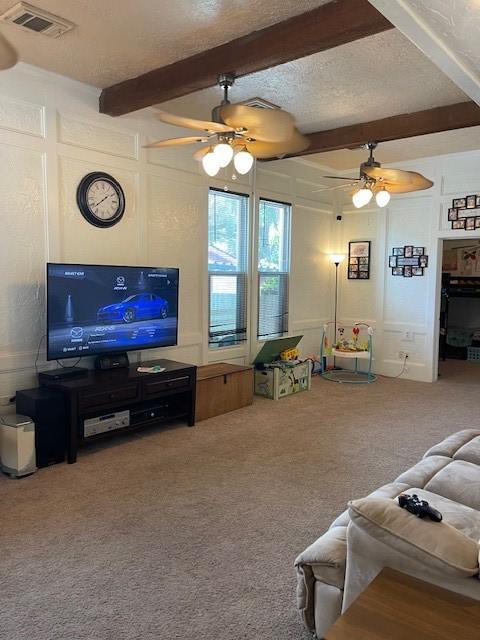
[398,493,442,522]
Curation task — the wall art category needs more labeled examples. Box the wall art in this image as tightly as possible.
[348,241,370,280]
[449,194,480,231]
[389,246,428,277]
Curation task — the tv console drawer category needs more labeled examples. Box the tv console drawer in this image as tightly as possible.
[145,375,191,397]
[79,383,140,410]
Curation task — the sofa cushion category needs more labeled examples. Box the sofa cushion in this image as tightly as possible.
[423,429,480,459]
[454,435,480,466]
[348,496,479,579]
[409,488,480,542]
[424,460,480,510]
[395,455,451,488]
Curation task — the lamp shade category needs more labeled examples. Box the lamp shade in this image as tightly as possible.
[202,150,220,177]
[375,188,391,207]
[233,148,254,174]
[330,254,346,264]
[213,142,234,168]
[352,187,373,208]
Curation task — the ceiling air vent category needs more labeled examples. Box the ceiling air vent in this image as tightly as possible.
[240,97,281,110]
[0,2,75,38]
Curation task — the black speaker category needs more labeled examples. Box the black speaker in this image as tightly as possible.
[16,387,67,468]
[95,352,129,370]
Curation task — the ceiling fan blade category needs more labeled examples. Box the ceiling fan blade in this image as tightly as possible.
[220,104,295,142]
[155,109,233,134]
[322,175,361,181]
[0,31,17,70]
[363,166,433,191]
[192,146,211,161]
[244,128,309,159]
[143,135,210,149]
[312,182,358,193]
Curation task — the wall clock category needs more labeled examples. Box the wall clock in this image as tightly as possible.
[76,172,125,228]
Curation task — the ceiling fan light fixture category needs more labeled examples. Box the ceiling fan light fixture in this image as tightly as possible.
[375,187,391,208]
[233,147,254,174]
[213,142,234,168]
[202,150,220,177]
[352,187,373,209]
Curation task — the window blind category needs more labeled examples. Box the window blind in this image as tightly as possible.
[208,188,249,348]
[257,198,291,339]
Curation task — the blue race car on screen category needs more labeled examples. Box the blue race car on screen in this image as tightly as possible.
[97,293,169,324]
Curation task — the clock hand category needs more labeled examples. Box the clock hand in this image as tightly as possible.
[93,194,110,207]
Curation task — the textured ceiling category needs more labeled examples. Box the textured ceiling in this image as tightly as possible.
[304,126,480,171]
[400,0,480,88]
[0,0,329,87]
[160,30,465,132]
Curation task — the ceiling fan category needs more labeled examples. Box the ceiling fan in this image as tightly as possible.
[145,73,310,177]
[0,29,17,70]
[315,142,434,208]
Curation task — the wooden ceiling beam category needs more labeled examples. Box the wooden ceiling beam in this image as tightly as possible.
[100,0,392,116]
[286,101,480,158]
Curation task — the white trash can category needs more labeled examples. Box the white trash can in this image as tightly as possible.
[0,414,37,478]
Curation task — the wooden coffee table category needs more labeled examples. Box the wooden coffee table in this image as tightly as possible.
[325,567,480,639]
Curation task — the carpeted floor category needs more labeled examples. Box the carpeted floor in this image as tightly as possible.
[1,360,479,640]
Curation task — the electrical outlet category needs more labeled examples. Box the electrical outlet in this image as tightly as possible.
[398,351,409,359]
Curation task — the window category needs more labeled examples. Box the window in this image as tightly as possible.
[208,189,249,348]
[257,198,291,340]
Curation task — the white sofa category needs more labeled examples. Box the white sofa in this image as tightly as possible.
[294,429,480,638]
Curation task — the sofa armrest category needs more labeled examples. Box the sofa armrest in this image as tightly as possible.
[294,526,347,630]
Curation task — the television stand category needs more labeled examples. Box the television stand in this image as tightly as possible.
[40,358,197,464]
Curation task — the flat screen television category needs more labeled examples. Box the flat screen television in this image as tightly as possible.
[47,263,179,361]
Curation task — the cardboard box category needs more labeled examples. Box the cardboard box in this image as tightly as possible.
[254,361,311,400]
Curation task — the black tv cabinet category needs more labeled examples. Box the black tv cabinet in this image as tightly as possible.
[40,358,197,464]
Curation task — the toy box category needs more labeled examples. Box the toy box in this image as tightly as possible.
[254,361,311,400]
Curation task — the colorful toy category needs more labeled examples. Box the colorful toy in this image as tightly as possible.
[280,346,299,361]
[320,322,376,384]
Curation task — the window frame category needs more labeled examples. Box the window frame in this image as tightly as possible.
[207,187,250,350]
[256,197,292,341]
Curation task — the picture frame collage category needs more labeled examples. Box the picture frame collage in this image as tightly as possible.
[389,246,428,277]
[348,241,370,279]
[448,195,480,231]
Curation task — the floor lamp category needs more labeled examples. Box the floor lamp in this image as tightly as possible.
[330,254,346,347]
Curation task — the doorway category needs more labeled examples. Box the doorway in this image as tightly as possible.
[437,237,480,381]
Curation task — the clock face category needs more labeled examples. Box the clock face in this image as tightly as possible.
[76,172,125,228]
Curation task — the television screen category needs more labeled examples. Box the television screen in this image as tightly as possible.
[47,263,179,360]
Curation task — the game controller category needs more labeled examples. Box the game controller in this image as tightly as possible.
[398,493,442,522]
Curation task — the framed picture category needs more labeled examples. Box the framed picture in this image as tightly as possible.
[404,266,413,277]
[413,247,424,256]
[348,241,370,279]
[448,208,458,221]
[392,267,403,276]
[393,247,404,256]
[476,196,480,207]
[404,245,413,258]
[475,217,480,229]
[466,195,476,209]
[452,218,466,230]
[466,217,476,230]
[397,256,420,267]
[389,255,397,267]
[453,197,466,208]
[457,208,468,218]
[419,255,428,268]
[349,241,370,258]
[412,267,423,276]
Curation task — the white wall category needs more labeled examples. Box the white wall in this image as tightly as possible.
[0,64,333,396]
[338,150,480,381]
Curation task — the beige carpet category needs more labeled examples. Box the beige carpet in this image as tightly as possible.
[1,361,479,640]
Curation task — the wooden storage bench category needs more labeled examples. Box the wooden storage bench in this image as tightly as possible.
[195,363,253,422]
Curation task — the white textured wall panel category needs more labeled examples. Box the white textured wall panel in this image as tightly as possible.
[0,144,46,355]
[58,156,139,264]
[0,97,44,137]
[58,113,137,159]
